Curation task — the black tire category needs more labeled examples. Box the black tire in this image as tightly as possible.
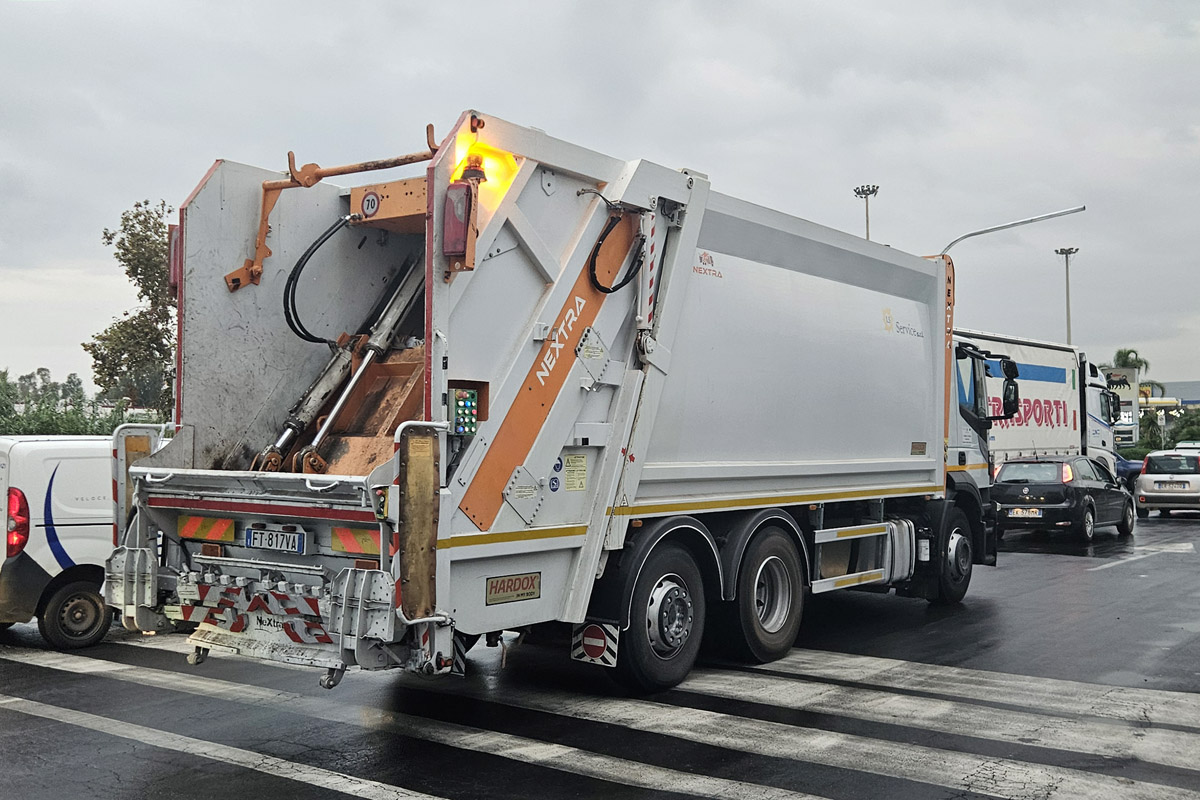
[1136,505,1149,519]
[38,581,112,650]
[994,525,1006,541]
[1160,509,1172,517]
[1077,507,1096,541]
[933,507,973,605]
[1117,501,1136,537]
[614,542,706,693]
[727,528,804,663]
[0,622,13,632]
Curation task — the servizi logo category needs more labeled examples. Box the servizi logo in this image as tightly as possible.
[882,307,924,338]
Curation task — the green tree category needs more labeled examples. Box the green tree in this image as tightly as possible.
[1169,408,1200,446]
[83,200,174,417]
[0,368,143,436]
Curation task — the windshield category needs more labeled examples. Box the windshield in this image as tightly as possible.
[997,462,1060,483]
[1145,454,1200,475]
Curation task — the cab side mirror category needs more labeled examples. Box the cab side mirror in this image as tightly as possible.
[1000,358,1019,380]
[1002,379,1020,418]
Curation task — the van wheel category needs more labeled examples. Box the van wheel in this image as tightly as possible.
[728,528,803,663]
[614,542,705,693]
[1136,505,1149,519]
[933,507,972,605]
[39,581,112,650]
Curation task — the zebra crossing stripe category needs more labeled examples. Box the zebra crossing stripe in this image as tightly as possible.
[680,668,1200,772]
[418,678,1200,800]
[0,646,820,800]
[0,693,443,800]
[751,649,1200,730]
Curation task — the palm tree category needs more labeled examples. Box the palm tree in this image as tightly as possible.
[1103,348,1165,397]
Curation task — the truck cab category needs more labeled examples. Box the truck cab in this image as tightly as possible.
[948,336,1020,552]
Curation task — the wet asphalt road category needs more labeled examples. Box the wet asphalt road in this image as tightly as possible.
[2,512,1199,799]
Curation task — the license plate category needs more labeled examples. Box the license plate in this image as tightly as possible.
[245,529,304,554]
[1156,481,1189,490]
[1008,508,1042,518]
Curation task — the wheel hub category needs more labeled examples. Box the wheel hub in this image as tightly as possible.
[60,594,100,636]
[946,531,971,582]
[646,575,693,658]
[754,555,793,634]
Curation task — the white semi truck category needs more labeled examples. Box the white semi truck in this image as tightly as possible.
[108,111,1017,692]
[954,330,1119,477]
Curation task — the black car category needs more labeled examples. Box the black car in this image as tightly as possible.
[993,455,1135,541]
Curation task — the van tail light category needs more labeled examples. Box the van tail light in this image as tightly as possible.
[1142,456,1150,474]
[1061,463,1074,484]
[7,487,30,558]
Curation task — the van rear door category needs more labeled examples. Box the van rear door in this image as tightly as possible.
[12,439,112,572]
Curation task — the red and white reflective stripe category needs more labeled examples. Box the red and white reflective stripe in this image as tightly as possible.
[177,604,208,622]
[282,620,333,645]
[245,592,299,616]
[202,607,247,633]
[638,213,660,327]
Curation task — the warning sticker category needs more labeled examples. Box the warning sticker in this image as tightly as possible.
[408,437,433,456]
[486,572,541,605]
[564,454,587,491]
[579,344,605,360]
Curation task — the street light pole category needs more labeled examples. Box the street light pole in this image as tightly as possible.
[1055,247,1078,344]
[854,185,879,240]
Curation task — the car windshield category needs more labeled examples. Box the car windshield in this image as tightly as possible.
[997,462,1060,483]
[1145,454,1200,475]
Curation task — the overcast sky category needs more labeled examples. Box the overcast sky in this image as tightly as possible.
[1,1,1197,393]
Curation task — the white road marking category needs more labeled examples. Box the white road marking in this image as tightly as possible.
[752,649,1200,729]
[680,667,1200,771]
[0,646,818,800]
[1088,541,1194,571]
[417,678,1200,800]
[0,693,443,800]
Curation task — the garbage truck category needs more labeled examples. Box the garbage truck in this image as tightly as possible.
[108,110,1018,692]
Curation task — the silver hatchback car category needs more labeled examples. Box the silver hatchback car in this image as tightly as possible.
[1135,450,1200,517]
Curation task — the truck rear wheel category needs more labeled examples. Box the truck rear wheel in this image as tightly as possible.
[728,528,803,663]
[614,542,706,693]
[38,581,112,650]
[933,508,972,605]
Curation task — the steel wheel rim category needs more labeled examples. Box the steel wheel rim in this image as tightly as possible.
[59,593,101,638]
[753,555,792,634]
[645,573,693,660]
[946,529,971,583]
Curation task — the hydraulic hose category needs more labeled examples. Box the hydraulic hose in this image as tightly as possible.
[283,215,353,345]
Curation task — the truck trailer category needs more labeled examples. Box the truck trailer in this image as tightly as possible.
[954,330,1119,478]
[108,111,1017,692]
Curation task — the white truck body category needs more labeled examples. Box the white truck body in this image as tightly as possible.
[109,111,1004,690]
[0,435,114,648]
[954,330,1117,475]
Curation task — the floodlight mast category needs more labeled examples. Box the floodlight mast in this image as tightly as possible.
[940,206,1086,255]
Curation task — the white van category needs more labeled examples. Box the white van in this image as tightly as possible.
[0,435,114,648]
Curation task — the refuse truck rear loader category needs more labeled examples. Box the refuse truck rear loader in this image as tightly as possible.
[108,110,1017,691]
